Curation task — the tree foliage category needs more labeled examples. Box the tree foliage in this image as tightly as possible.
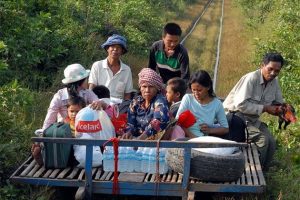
[236,0,300,199]
[0,0,166,89]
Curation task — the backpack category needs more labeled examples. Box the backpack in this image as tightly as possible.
[220,112,249,142]
[42,122,72,169]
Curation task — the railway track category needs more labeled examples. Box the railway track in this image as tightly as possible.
[180,0,224,92]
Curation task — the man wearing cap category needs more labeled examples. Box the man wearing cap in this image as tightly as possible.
[89,34,133,102]
[148,22,190,84]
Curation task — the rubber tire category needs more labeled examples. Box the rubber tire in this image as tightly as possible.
[166,147,245,182]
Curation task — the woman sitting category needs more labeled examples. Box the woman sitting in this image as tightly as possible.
[42,63,103,130]
[176,70,229,138]
[122,68,169,140]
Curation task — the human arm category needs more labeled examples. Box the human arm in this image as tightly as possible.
[88,61,99,89]
[123,93,132,100]
[143,96,170,137]
[179,47,190,83]
[226,74,265,116]
[200,100,229,136]
[89,83,96,90]
[86,90,108,110]
[122,98,139,139]
[148,43,157,71]
[124,68,133,100]
[182,127,197,138]
[42,92,64,130]
[200,124,229,136]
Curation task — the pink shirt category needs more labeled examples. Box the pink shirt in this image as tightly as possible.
[42,88,98,130]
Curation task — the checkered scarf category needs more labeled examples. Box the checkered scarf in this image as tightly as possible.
[138,68,164,91]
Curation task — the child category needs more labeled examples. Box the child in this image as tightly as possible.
[176,70,229,138]
[166,77,187,118]
[32,96,86,165]
[64,96,86,137]
[92,85,110,99]
[92,85,118,118]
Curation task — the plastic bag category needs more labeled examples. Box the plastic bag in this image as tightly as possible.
[98,109,115,140]
[73,134,103,168]
[75,107,115,139]
[190,136,238,156]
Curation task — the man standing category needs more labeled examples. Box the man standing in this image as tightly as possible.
[148,22,190,84]
[223,52,285,170]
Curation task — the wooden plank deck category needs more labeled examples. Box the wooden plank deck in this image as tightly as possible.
[10,145,266,196]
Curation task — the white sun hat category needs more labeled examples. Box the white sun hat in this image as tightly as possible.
[62,64,90,84]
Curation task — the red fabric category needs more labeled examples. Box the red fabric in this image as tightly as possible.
[111,113,127,136]
[177,110,196,128]
[282,104,297,123]
[103,137,120,194]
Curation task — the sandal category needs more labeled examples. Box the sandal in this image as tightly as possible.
[31,143,44,166]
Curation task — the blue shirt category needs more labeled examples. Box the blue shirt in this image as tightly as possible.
[126,94,170,137]
[176,94,228,137]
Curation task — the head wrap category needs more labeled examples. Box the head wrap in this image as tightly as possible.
[138,68,164,91]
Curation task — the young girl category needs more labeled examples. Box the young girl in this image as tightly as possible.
[176,70,229,138]
[64,96,86,137]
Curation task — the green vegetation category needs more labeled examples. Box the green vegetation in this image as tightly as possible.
[235,0,300,199]
[0,0,197,199]
[0,0,299,199]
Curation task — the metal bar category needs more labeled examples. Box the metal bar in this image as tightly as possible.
[181,147,191,200]
[9,156,33,179]
[10,176,85,187]
[85,145,93,200]
[32,137,247,148]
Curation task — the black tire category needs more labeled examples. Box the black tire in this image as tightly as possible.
[166,147,245,182]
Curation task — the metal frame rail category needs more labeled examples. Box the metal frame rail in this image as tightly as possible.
[10,138,265,200]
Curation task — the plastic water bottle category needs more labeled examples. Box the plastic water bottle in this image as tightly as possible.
[141,147,150,173]
[118,147,126,172]
[125,147,135,172]
[148,148,156,174]
[135,147,143,172]
[103,146,114,172]
[159,148,169,174]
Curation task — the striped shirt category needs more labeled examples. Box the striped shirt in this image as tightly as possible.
[148,40,190,83]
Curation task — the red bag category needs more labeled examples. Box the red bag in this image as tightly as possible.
[111,113,127,136]
[177,110,196,128]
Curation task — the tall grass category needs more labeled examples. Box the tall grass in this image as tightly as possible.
[183,0,222,76]
[217,0,256,98]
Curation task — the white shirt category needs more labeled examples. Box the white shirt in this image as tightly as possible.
[88,58,133,99]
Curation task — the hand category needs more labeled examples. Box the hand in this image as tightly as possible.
[263,105,282,116]
[200,123,210,134]
[137,132,148,140]
[89,100,107,110]
[121,132,133,139]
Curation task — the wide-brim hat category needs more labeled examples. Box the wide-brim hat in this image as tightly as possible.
[62,64,90,84]
[101,34,128,54]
